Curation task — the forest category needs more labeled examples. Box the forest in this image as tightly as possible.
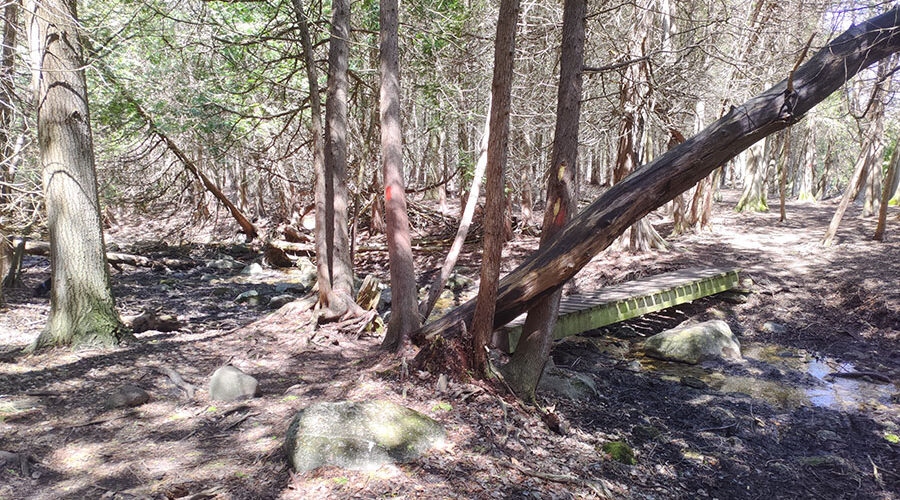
[0,0,899,497]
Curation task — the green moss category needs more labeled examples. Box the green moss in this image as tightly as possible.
[602,441,636,465]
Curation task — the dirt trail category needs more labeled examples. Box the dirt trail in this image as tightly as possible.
[0,190,898,499]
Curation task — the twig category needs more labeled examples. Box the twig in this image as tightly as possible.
[787,33,816,94]
[69,414,128,428]
[220,411,257,432]
[829,371,892,384]
[153,366,196,399]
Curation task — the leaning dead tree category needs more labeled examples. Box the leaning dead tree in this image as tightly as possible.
[411,8,900,367]
[86,41,259,241]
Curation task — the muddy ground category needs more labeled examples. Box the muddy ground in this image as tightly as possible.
[0,189,898,499]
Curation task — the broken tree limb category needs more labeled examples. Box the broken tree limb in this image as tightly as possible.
[419,96,492,320]
[412,8,900,345]
[84,39,258,241]
[20,239,193,269]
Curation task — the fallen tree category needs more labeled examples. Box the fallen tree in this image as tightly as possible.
[20,240,193,270]
[411,7,900,370]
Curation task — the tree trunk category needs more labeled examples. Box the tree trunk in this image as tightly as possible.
[0,230,7,305]
[862,61,888,218]
[735,138,769,212]
[0,0,17,305]
[0,0,16,206]
[779,127,791,222]
[322,0,358,317]
[290,0,336,306]
[797,126,817,201]
[418,97,491,320]
[26,0,125,349]
[816,143,832,200]
[411,8,900,357]
[379,0,421,350]
[874,135,899,241]
[823,62,890,245]
[469,0,520,377]
[502,0,585,399]
[823,132,878,246]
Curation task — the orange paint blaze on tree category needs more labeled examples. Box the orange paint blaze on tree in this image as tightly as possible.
[555,206,566,226]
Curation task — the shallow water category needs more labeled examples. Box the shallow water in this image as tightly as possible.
[636,342,898,414]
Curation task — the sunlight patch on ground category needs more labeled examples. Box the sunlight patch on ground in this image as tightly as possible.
[50,442,105,473]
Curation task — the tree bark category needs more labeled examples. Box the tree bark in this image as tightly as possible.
[290,0,335,307]
[379,0,421,350]
[0,0,16,306]
[0,229,7,306]
[469,0,520,377]
[874,135,899,241]
[736,138,769,212]
[502,0,585,399]
[26,0,125,349]
[797,126,817,201]
[0,0,17,206]
[779,127,791,222]
[823,68,889,246]
[322,0,357,315]
[412,8,900,353]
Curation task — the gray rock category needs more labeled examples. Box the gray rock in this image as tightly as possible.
[295,257,318,288]
[206,256,242,270]
[643,320,742,364]
[209,366,260,401]
[274,282,308,294]
[538,368,598,401]
[761,321,786,334]
[680,376,708,389]
[235,290,266,306]
[241,262,264,275]
[816,430,841,442]
[379,287,392,310]
[269,294,296,309]
[284,400,445,472]
[720,291,749,304]
[107,384,150,408]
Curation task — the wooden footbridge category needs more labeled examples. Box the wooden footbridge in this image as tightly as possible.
[496,267,741,352]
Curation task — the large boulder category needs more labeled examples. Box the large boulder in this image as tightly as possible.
[642,320,741,364]
[284,400,446,472]
[209,366,260,401]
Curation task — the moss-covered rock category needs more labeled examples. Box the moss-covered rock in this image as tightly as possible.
[642,320,741,364]
[284,400,446,472]
[602,441,636,465]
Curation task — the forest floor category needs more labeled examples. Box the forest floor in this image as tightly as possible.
[0,189,898,500]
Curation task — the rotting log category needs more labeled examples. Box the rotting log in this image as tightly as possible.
[21,240,193,269]
[411,8,900,351]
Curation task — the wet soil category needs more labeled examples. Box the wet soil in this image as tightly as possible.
[0,189,898,499]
